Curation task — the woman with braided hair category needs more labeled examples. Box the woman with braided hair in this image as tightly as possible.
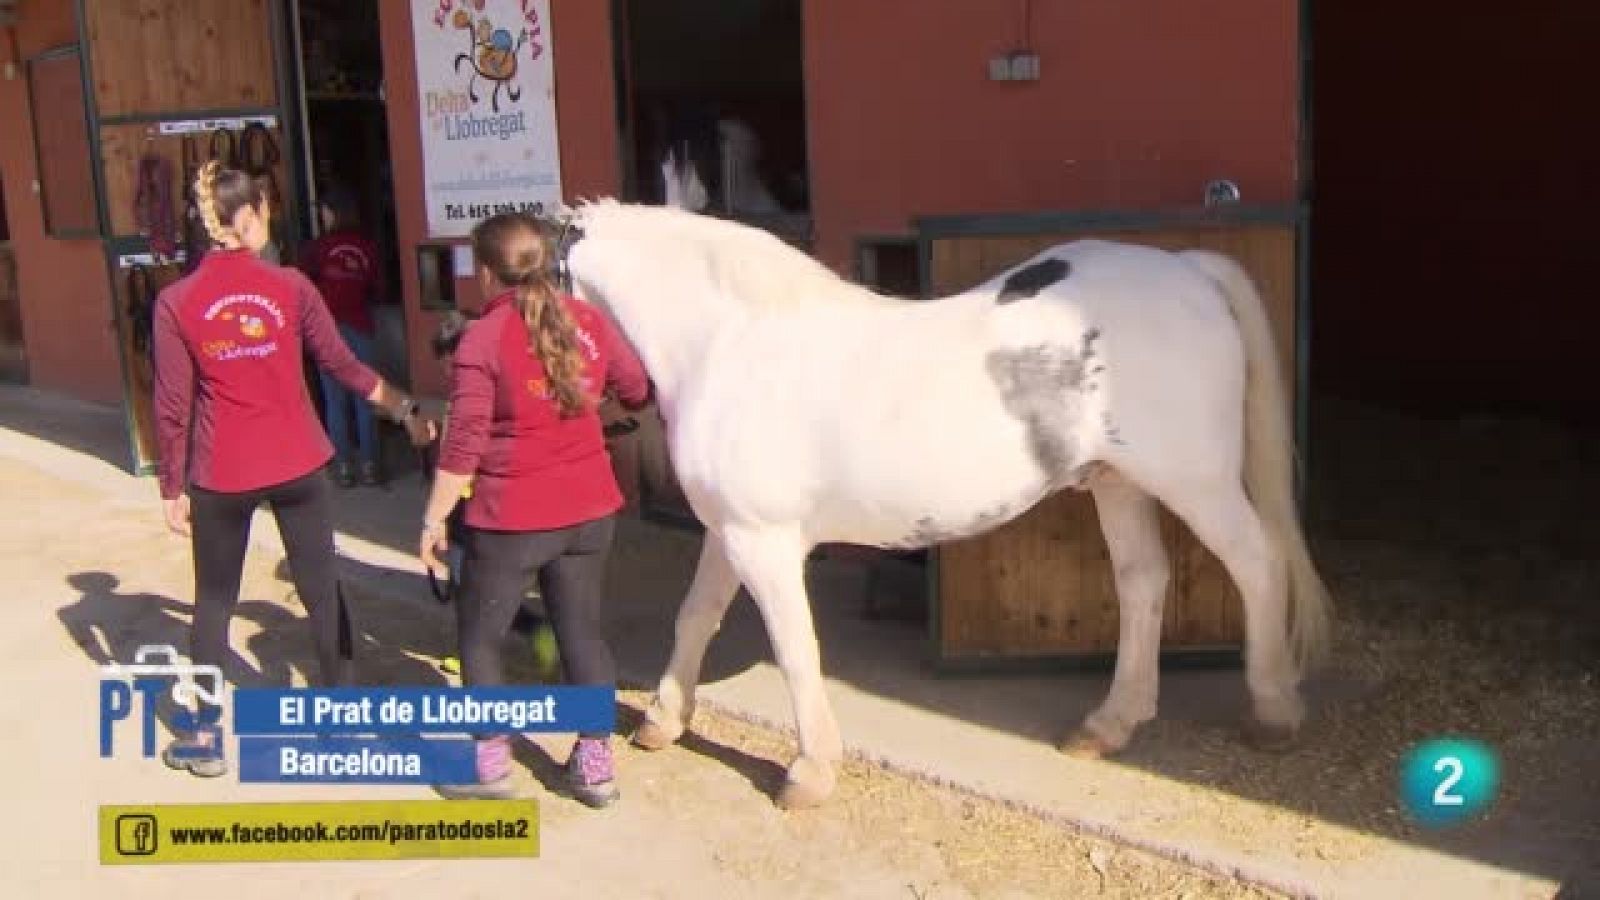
[420,212,652,806]
[151,160,434,776]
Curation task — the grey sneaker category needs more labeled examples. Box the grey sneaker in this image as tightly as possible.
[162,737,228,778]
[434,775,519,800]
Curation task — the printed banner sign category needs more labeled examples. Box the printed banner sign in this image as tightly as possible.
[237,736,477,784]
[411,0,563,237]
[100,800,538,864]
[232,686,616,736]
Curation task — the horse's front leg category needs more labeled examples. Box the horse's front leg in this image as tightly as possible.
[1061,475,1170,758]
[722,525,842,809]
[633,531,741,750]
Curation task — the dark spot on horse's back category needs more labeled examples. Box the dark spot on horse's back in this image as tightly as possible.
[996,257,1071,304]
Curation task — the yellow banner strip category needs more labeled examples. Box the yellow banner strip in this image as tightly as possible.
[99,800,539,864]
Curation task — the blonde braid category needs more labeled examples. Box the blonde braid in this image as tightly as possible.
[520,279,590,418]
[193,160,232,246]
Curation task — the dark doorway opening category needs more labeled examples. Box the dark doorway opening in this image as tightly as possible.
[1309,3,1591,425]
[292,0,413,476]
[613,0,811,243]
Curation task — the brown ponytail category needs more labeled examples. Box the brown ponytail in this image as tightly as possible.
[194,159,265,247]
[471,213,590,418]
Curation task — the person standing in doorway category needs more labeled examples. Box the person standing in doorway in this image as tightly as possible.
[152,160,432,776]
[419,213,652,806]
[300,185,386,487]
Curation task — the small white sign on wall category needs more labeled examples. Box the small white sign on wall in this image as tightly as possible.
[451,244,475,279]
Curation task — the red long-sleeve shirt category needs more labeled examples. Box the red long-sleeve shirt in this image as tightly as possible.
[152,248,381,500]
[298,229,383,333]
[437,290,651,532]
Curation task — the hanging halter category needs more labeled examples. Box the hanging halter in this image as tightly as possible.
[133,154,177,262]
[546,211,583,293]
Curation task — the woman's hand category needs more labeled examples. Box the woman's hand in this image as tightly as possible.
[420,470,471,576]
[420,522,449,576]
[164,494,192,537]
[404,412,437,447]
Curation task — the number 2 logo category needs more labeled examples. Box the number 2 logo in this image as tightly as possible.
[1401,738,1498,826]
[1432,755,1465,807]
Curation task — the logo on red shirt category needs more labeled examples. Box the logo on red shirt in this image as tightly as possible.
[328,244,371,280]
[201,294,283,361]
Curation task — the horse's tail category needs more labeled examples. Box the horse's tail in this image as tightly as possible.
[1179,249,1332,675]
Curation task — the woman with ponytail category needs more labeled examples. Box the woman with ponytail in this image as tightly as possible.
[151,161,434,776]
[420,212,652,806]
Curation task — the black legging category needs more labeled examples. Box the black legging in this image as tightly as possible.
[456,516,616,738]
[188,469,353,712]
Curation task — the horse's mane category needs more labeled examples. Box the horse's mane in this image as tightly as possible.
[569,200,899,310]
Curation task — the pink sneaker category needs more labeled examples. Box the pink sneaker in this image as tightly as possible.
[566,737,618,808]
[435,736,516,800]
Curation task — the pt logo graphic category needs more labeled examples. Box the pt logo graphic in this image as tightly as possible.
[100,644,226,767]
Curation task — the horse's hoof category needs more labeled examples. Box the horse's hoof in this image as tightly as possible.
[775,758,835,810]
[1057,727,1118,760]
[1243,718,1299,753]
[630,717,682,752]
[776,776,832,810]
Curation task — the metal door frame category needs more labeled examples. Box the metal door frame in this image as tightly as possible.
[74,0,308,475]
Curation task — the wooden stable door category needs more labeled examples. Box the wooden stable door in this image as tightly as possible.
[78,0,298,473]
[924,215,1299,669]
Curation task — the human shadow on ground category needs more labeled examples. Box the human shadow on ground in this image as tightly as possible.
[58,555,458,706]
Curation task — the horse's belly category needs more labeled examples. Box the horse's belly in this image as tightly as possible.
[816,484,1051,550]
[806,443,1058,550]
[671,307,1101,546]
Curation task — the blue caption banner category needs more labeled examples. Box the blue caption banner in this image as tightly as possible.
[238,737,477,784]
[232,686,616,736]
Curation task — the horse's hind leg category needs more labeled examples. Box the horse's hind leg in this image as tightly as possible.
[721,525,843,809]
[1061,474,1171,758]
[1161,481,1302,748]
[634,531,741,751]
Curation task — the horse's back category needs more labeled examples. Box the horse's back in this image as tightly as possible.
[1008,238,1249,486]
[663,234,1251,541]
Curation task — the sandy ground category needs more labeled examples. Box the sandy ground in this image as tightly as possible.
[0,443,1272,898]
[3,384,1595,897]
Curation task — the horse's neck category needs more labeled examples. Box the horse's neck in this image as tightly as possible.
[616,307,717,400]
[577,267,729,400]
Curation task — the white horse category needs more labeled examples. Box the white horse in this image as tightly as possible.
[657,118,782,216]
[714,119,782,215]
[659,145,709,213]
[563,201,1331,808]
